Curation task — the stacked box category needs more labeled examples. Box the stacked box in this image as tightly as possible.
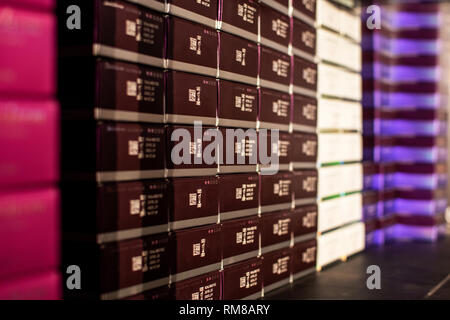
[0,1,60,299]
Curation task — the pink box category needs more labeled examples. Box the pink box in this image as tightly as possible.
[0,188,60,280]
[0,99,59,189]
[0,271,61,300]
[0,6,55,97]
[2,1,54,11]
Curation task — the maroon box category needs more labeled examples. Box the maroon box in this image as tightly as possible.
[166,125,218,177]
[62,180,169,244]
[292,0,316,24]
[260,0,289,15]
[292,17,317,59]
[291,133,318,168]
[259,4,291,54]
[219,173,259,220]
[58,0,165,68]
[292,94,317,133]
[62,122,165,182]
[261,210,292,253]
[221,216,260,265]
[292,55,317,97]
[166,16,218,77]
[260,172,294,213]
[258,45,291,92]
[169,176,219,230]
[64,233,170,300]
[258,88,291,131]
[166,0,218,28]
[218,80,258,128]
[165,71,217,125]
[219,0,259,42]
[292,204,318,240]
[222,258,263,300]
[262,248,292,292]
[125,285,169,300]
[292,170,317,206]
[218,32,259,85]
[292,238,317,280]
[170,271,221,300]
[170,224,222,282]
[220,127,258,173]
[59,58,164,123]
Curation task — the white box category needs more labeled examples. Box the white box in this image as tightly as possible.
[318,98,362,131]
[318,193,362,233]
[340,9,361,43]
[318,163,363,198]
[317,0,340,32]
[318,133,362,164]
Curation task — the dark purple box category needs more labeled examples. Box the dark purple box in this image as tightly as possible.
[58,0,165,68]
[292,55,317,97]
[169,176,219,230]
[166,16,218,77]
[125,285,169,300]
[292,94,317,133]
[292,204,318,239]
[62,180,169,244]
[262,248,292,291]
[261,210,292,253]
[170,224,222,282]
[166,125,218,177]
[62,122,165,182]
[220,127,258,173]
[363,191,379,221]
[260,172,294,213]
[258,88,291,131]
[166,0,218,28]
[292,170,317,205]
[292,0,316,24]
[218,32,259,85]
[292,17,317,59]
[222,258,263,300]
[59,58,164,123]
[258,45,291,93]
[219,173,259,220]
[292,238,317,279]
[260,0,289,15]
[219,0,259,42]
[278,132,293,170]
[221,215,260,265]
[291,133,318,168]
[259,4,291,54]
[165,71,217,125]
[218,80,258,128]
[170,271,221,300]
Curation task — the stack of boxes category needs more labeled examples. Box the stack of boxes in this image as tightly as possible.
[0,0,60,299]
[59,0,319,300]
[362,2,448,243]
[315,0,365,270]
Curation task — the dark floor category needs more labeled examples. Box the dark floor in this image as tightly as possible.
[266,232,450,300]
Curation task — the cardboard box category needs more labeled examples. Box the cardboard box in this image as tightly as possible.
[219,174,259,220]
[258,46,291,93]
[0,271,60,300]
[125,285,169,300]
[292,18,317,60]
[59,58,165,123]
[318,163,363,199]
[260,172,294,213]
[166,0,218,28]
[318,63,361,101]
[395,189,447,217]
[58,0,165,68]
[393,163,447,190]
[218,80,258,129]
[292,94,317,133]
[165,71,217,125]
[170,271,221,300]
[292,170,317,206]
[221,215,260,265]
[318,193,362,233]
[0,6,55,96]
[169,176,219,230]
[292,55,317,97]
[291,133,318,169]
[218,32,259,85]
[292,0,316,25]
[62,180,169,244]
[318,133,362,164]
[292,238,317,279]
[292,205,318,240]
[318,98,362,132]
[258,88,291,131]
[260,0,289,15]
[219,0,259,42]
[261,210,292,253]
[262,248,291,292]
[166,16,218,77]
[0,189,59,279]
[0,99,59,189]
[222,258,263,300]
[363,191,379,221]
[219,127,258,173]
[62,122,165,182]
[170,224,221,282]
[259,4,290,54]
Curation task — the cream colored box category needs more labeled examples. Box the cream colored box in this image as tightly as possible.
[317,98,362,131]
[318,163,363,198]
[318,193,362,233]
[318,133,362,164]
